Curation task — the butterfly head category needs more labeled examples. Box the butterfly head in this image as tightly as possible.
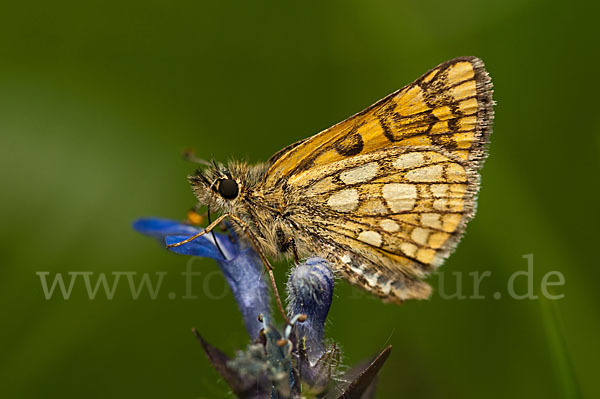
[187,160,244,209]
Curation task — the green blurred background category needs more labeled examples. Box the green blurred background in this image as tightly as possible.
[1,0,598,398]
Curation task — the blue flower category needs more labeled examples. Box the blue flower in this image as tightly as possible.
[133,217,270,339]
[133,217,389,398]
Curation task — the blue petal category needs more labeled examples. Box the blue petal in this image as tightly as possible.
[134,217,271,338]
[134,218,237,260]
[165,235,227,260]
[217,248,271,339]
[133,218,202,238]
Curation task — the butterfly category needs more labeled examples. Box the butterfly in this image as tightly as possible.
[171,56,494,307]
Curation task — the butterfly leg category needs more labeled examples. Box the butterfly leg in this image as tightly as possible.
[281,238,299,264]
[166,213,230,248]
[276,226,299,263]
[227,213,289,324]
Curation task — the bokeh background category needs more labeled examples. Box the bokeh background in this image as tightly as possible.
[1,1,598,398]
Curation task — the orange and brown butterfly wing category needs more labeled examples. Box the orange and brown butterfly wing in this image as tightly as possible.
[264,57,493,302]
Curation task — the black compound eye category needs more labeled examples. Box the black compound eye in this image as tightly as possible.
[217,178,239,199]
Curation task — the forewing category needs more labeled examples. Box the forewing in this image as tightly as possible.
[264,56,493,187]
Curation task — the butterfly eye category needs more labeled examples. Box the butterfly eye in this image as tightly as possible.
[217,178,239,200]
